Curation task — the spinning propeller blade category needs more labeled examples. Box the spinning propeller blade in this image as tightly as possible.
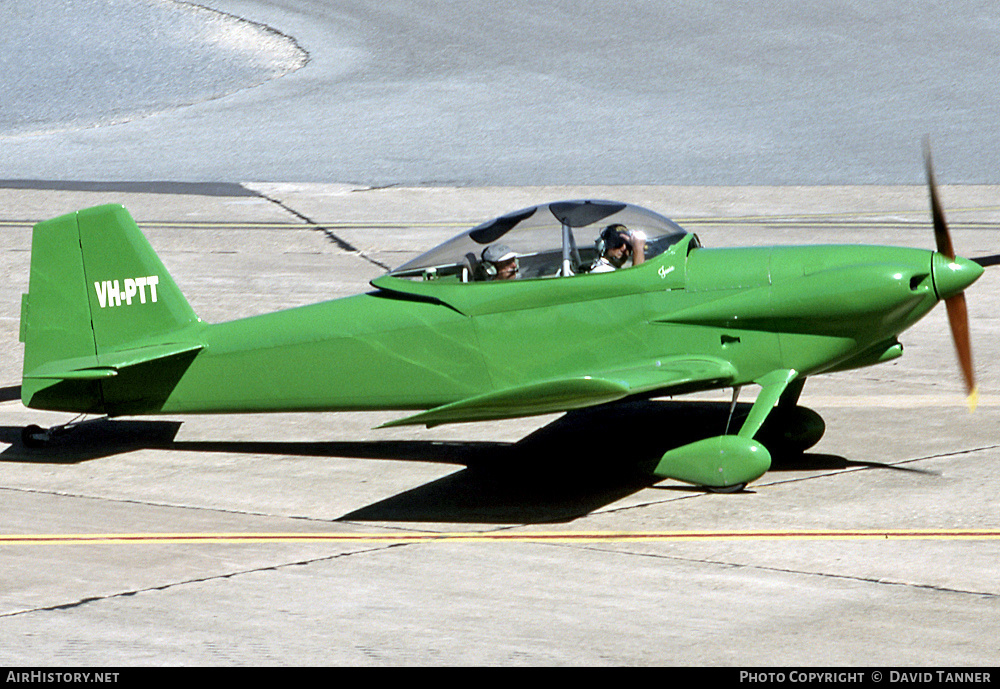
[971,254,1000,267]
[924,139,978,410]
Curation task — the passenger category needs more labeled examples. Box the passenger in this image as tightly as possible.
[590,223,646,273]
[480,244,519,280]
[591,224,646,273]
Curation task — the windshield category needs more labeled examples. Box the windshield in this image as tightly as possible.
[389,200,691,281]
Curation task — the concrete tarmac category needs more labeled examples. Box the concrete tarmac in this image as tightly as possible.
[1,185,998,665]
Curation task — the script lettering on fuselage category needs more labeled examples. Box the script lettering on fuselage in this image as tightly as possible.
[93,276,160,308]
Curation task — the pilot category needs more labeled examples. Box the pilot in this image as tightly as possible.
[591,224,645,273]
[480,244,519,280]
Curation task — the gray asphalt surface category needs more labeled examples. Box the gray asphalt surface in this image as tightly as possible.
[0,0,305,136]
[1,0,999,185]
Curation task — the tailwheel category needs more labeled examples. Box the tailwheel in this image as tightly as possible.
[21,424,51,448]
[20,415,105,449]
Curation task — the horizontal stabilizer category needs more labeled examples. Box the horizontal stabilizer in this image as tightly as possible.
[23,342,203,383]
[381,355,737,428]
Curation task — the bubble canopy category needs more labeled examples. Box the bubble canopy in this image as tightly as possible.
[389,200,691,281]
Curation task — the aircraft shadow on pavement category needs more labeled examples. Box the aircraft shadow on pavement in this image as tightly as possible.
[0,399,899,523]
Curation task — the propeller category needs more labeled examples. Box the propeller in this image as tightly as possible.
[923,139,978,410]
[971,254,1000,267]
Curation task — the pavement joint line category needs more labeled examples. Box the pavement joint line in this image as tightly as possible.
[0,219,470,229]
[3,529,1000,545]
[752,443,1000,492]
[855,443,1000,470]
[3,216,997,230]
[3,444,996,525]
[251,190,392,271]
[595,443,1000,514]
[0,486,560,534]
[0,484,350,525]
[578,544,1000,600]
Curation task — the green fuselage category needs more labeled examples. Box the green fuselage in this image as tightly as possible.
[91,237,953,418]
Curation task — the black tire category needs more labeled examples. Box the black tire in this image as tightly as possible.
[21,424,50,448]
[707,483,746,494]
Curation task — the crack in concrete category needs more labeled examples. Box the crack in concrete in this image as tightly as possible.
[253,190,392,271]
[0,542,410,619]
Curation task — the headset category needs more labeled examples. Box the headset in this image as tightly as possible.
[595,224,630,257]
[481,258,498,279]
[480,247,519,279]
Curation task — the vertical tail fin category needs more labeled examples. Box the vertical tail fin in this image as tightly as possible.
[76,204,198,352]
[21,204,200,412]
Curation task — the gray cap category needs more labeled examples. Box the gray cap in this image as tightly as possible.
[482,244,517,263]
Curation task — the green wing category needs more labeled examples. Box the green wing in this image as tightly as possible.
[380,355,737,428]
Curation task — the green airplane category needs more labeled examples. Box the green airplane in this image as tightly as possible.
[16,153,986,491]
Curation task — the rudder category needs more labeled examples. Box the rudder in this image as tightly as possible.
[76,204,198,353]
